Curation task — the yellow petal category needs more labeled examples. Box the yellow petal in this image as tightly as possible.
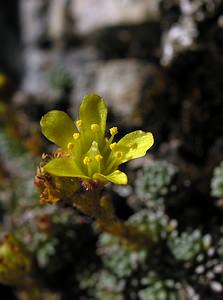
[43,157,89,179]
[117,131,154,164]
[79,94,107,135]
[40,111,78,149]
[93,170,128,185]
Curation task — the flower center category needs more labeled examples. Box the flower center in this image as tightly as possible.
[83,156,92,165]
[104,127,124,173]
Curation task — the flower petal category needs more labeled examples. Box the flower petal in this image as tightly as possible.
[93,170,128,185]
[117,131,154,164]
[79,94,107,135]
[43,157,89,179]
[41,110,78,149]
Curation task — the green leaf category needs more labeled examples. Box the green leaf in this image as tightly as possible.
[40,110,78,149]
[117,131,154,164]
[43,157,89,178]
[93,170,128,185]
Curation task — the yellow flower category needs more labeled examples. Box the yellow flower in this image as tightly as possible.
[40,94,154,185]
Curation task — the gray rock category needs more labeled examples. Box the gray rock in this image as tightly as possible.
[71,0,159,35]
[48,0,68,43]
[21,47,59,96]
[20,46,155,127]
[20,0,49,45]
[48,0,74,45]
[94,60,155,124]
[21,46,100,105]
[60,47,101,107]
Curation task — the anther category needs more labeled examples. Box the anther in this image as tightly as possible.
[95,154,103,162]
[83,156,92,165]
[110,142,117,151]
[116,151,123,159]
[73,133,80,140]
[67,143,75,150]
[91,123,100,133]
[109,127,118,136]
[76,119,82,127]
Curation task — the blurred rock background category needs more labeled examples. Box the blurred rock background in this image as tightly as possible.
[1,0,223,299]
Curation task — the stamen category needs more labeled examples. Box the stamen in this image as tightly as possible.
[73,133,80,140]
[83,156,92,165]
[110,142,117,151]
[109,127,118,136]
[76,119,82,128]
[91,123,100,133]
[67,143,75,150]
[95,154,103,162]
[116,151,123,159]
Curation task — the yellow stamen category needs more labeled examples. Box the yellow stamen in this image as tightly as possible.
[67,143,75,150]
[76,119,82,127]
[109,127,118,136]
[91,123,100,133]
[110,142,117,151]
[83,156,92,165]
[73,133,80,140]
[116,151,123,159]
[95,154,103,162]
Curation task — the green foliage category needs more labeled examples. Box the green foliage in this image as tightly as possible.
[168,230,212,265]
[98,233,147,279]
[0,129,39,211]
[48,66,73,97]
[138,273,185,300]
[13,206,99,294]
[128,210,177,242]
[135,160,177,208]
[211,162,223,198]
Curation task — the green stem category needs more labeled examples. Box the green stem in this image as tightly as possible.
[73,190,150,249]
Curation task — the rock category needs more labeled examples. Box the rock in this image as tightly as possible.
[94,60,156,125]
[20,47,156,128]
[21,47,60,96]
[20,0,49,46]
[48,0,74,45]
[71,0,159,35]
[21,46,100,106]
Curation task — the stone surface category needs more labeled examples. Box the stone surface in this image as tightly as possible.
[48,0,75,44]
[21,47,59,96]
[19,0,49,45]
[94,60,156,123]
[21,46,100,105]
[71,0,159,34]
